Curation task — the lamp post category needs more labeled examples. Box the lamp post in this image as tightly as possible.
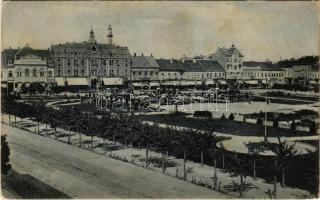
[264,78,268,142]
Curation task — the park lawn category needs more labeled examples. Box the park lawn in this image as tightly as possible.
[139,113,314,137]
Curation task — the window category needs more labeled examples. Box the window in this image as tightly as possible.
[74,70,78,76]
[139,72,141,76]
[102,60,106,65]
[48,71,52,77]
[81,59,85,65]
[81,69,85,76]
[145,71,147,76]
[214,73,217,77]
[133,72,136,76]
[150,71,153,76]
[161,73,164,76]
[17,71,22,77]
[67,59,71,66]
[33,69,37,77]
[109,60,113,66]
[40,71,45,77]
[57,69,61,76]
[25,69,29,77]
[68,70,71,76]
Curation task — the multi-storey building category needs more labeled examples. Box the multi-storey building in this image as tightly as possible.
[131,54,159,81]
[1,45,55,92]
[50,25,131,87]
[209,44,244,80]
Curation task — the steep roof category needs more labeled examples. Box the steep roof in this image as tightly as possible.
[1,48,19,66]
[243,61,272,67]
[218,45,244,57]
[260,63,284,71]
[198,60,225,72]
[131,56,159,69]
[156,59,185,72]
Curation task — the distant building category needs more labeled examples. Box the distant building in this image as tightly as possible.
[209,44,244,80]
[1,45,54,92]
[51,25,131,88]
[131,54,159,81]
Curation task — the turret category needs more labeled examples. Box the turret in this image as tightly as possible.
[107,25,113,45]
[88,26,96,43]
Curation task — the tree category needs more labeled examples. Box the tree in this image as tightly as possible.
[1,135,12,175]
[221,113,226,120]
[224,153,252,197]
[270,137,297,188]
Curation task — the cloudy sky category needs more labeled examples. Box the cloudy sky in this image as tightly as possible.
[1,1,319,61]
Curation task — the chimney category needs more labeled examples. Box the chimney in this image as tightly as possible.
[134,53,136,57]
[142,53,144,56]
[150,53,153,57]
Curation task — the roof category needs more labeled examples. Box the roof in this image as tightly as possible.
[51,42,130,57]
[156,59,185,72]
[218,44,244,57]
[243,61,272,67]
[131,56,159,69]
[198,60,224,72]
[157,59,225,72]
[1,48,19,66]
[260,63,284,71]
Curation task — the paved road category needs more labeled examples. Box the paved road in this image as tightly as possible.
[2,124,228,199]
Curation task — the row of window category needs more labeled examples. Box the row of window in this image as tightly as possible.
[226,57,241,63]
[227,64,242,70]
[56,59,129,67]
[132,71,158,76]
[56,69,128,77]
[8,69,53,78]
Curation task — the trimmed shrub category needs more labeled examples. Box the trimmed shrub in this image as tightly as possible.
[291,121,296,130]
[221,113,226,120]
[194,111,212,119]
[228,113,235,120]
[1,135,11,175]
[256,118,263,125]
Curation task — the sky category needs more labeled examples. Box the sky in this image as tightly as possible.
[1,1,319,62]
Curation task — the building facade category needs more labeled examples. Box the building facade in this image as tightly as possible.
[1,45,54,92]
[51,26,131,87]
[131,54,159,81]
[209,44,243,80]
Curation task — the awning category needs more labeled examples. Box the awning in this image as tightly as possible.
[275,80,286,85]
[244,80,258,85]
[162,81,179,86]
[310,81,317,85]
[132,82,142,87]
[55,77,65,86]
[102,78,123,86]
[66,78,89,86]
[206,80,215,85]
[219,80,227,85]
[149,82,160,87]
[180,80,196,86]
[237,80,244,84]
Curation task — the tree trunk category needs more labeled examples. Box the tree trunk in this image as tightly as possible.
[239,174,244,197]
[281,167,285,187]
[145,147,149,167]
[183,149,186,181]
[91,135,94,149]
[113,134,115,144]
[37,121,40,134]
[79,133,82,147]
[274,175,277,199]
[201,150,204,167]
[8,114,11,125]
[45,123,48,135]
[14,115,16,126]
[162,151,165,173]
[222,153,225,169]
[68,128,71,144]
[214,158,217,190]
[253,160,256,180]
